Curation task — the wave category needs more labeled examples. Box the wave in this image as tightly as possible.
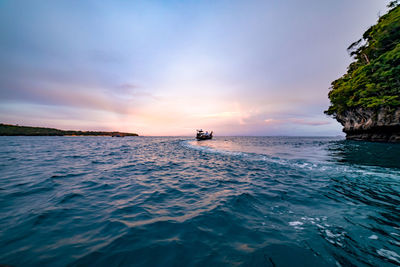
[1,136,399,266]
[181,140,400,180]
[181,140,246,157]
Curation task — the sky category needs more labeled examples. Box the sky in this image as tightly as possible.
[0,0,390,136]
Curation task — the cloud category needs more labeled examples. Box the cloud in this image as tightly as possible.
[117,83,139,90]
[264,117,331,126]
[264,119,280,125]
[0,77,140,115]
[113,83,161,101]
[0,0,386,135]
[288,118,331,126]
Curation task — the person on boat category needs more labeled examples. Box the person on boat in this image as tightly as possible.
[205,131,209,136]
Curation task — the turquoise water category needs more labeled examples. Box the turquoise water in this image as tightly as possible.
[0,136,399,266]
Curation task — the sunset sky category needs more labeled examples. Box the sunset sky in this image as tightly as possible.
[0,0,389,136]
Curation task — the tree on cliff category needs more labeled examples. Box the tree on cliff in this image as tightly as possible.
[325,1,400,117]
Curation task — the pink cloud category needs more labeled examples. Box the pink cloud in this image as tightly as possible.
[288,118,331,126]
[264,118,331,126]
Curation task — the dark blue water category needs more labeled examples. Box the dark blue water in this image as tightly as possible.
[0,136,399,266]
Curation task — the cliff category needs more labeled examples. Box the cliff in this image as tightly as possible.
[325,2,400,142]
[335,107,400,142]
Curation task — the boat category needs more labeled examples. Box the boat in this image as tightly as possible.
[196,129,213,140]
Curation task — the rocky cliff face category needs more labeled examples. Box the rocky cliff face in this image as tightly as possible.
[335,107,400,142]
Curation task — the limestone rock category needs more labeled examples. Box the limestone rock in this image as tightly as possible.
[335,107,400,142]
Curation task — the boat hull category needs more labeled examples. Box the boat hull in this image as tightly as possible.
[196,130,213,140]
[196,136,212,140]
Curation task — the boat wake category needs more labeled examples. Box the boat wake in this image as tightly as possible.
[181,139,400,180]
[182,140,246,157]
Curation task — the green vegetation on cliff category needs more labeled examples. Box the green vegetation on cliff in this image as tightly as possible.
[0,124,138,136]
[325,1,400,116]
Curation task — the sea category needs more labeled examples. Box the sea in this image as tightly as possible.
[0,136,399,266]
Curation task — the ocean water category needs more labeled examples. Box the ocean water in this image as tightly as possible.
[0,136,399,266]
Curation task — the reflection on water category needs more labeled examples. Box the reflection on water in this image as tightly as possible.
[190,136,336,162]
[328,140,400,169]
[193,136,400,169]
[0,136,399,266]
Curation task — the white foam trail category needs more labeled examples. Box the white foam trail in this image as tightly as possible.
[289,221,303,226]
[181,140,245,157]
[377,249,400,264]
[180,140,400,180]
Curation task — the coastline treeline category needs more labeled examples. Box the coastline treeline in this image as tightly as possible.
[0,123,138,136]
[325,1,400,116]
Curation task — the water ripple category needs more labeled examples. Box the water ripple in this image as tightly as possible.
[0,136,399,266]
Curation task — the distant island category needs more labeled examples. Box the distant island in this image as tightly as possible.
[0,123,139,137]
[325,1,400,142]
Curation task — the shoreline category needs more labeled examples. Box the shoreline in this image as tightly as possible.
[0,123,139,137]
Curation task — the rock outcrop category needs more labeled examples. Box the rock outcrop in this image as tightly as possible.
[335,107,400,142]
